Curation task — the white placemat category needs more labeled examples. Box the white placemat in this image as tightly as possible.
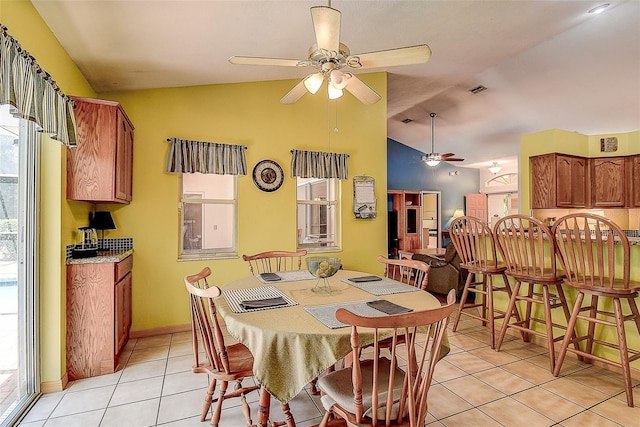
[255,270,315,284]
[304,300,388,329]
[223,286,298,313]
[342,277,420,295]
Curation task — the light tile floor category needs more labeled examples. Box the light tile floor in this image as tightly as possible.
[17,306,640,427]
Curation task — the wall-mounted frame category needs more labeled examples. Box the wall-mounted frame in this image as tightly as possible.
[353,176,376,219]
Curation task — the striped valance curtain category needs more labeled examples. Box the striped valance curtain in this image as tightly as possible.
[0,25,77,146]
[290,149,350,180]
[166,138,248,175]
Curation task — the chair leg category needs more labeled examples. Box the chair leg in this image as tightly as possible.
[201,378,217,422]
[614,298,634,407]
[524,283,534,334]
[585,295,599,360]
[487,275,495,349]
[236,381,253,426]
[496,280,522,351]
[211,381,228,427]
[555,283,584,362]
[501,274,527,342]
[481,274,488,327]
[452,273,474,332]
[542,285,556,373]
[553,292,584,377]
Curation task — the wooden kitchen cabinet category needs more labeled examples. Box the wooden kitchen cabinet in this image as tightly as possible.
[67,97,134,203]
[530,153,588,208]
[66,255,133,380]
[591,157,626,207]
[630,155,640,207]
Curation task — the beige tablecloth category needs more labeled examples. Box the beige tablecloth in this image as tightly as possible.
[217,270,444,403]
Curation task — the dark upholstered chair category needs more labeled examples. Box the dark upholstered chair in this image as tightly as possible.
[411,242,467,296]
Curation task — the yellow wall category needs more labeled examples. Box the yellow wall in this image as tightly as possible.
[0,0,96,386]
[100,76,388,331]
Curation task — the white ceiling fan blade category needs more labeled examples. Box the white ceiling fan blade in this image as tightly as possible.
[311,6,341,53]
[349,45,432,69]
[280,79,310,104]
[229,56,310,67]
[343,75,382,105]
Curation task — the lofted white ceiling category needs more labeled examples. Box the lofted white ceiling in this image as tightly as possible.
[31,0,640,169]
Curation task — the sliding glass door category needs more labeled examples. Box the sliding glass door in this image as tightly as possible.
[0,105,39,426]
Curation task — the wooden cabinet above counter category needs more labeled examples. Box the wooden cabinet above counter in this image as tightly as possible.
[67,97,134,204]
[530,153,639,209]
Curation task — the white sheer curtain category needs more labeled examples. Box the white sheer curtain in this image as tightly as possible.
[290,149,349,179]
[0,25,77,146]
[166,137,248,175]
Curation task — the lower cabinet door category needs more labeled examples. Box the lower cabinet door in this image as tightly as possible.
[115,272,132,354]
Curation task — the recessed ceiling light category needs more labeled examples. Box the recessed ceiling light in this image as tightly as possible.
[588,3,610,14]
[401,118,413,124]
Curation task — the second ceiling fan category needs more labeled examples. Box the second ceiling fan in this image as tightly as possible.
[229,1,431,104]
[422,113,464,166]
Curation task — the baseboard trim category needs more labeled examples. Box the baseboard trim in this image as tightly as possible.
[129,324,190,339]
[41,372,67,393]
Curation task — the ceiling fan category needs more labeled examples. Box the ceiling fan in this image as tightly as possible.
[422,113,464,166]
[228,1,431,104]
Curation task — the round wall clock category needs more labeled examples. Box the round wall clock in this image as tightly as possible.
[252,160,284,192]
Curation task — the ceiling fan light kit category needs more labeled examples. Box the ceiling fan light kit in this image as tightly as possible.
[228,2,431,104]
[422,113,464,167]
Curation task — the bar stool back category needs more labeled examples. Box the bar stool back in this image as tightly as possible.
[493,214,575,373]
[552,213,640,407]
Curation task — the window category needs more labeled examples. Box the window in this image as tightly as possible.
[179,173,237,259]
[487,173,518,187]
[296,177,340,251]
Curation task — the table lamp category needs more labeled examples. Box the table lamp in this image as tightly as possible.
[90,211,116,250]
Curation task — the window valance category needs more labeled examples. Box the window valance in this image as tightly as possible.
[290,149,349,180]
[166,137,248,175]
[0,25,77,146]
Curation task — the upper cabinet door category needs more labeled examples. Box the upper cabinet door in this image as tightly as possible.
[530,154,556,209]
[67,97,134,204]
[114,109,134,203]
[556,154,587,208]
[591,157,626,207]
[631,155,640,207]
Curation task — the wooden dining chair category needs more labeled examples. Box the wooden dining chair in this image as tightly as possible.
[552,213,640,407]
[184,268,260,426]
[493,214,576,373]
[376,255,430,290]
[449,216,523,349]
[317,290,455,427]
[242,250,307,275]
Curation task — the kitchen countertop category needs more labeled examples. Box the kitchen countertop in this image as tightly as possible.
[66,249,133,265]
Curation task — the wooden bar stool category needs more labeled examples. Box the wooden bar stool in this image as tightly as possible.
[494,214,575,373]
[449,216,524,349]
[552,213,640,407]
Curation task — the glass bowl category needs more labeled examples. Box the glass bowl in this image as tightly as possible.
[306,256,342,278]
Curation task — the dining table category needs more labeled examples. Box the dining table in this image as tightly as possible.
[216,268,446,427]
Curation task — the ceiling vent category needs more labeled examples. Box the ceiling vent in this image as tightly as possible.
[469,85,487,94]
[401,118,413,124]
